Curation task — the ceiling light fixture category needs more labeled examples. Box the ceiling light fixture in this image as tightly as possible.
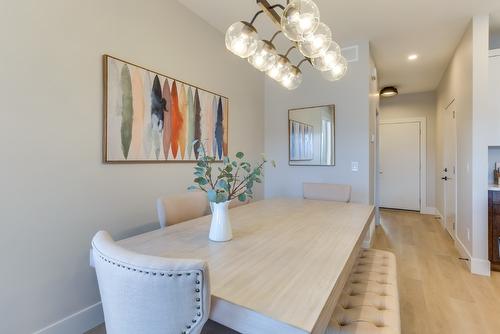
[225,0,348,90]
[380,86,399,97]
[408,54,418,61]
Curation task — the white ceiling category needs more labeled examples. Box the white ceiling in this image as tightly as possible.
[178,0,500,94]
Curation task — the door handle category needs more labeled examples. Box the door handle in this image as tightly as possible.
[442,176,448,181]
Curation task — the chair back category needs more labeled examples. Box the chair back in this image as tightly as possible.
[303,183,352,203]
[229,198,250,209]
[92,231,210,334]
[156,191,210,228]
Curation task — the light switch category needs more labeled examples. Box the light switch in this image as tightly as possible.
[351,161,359,172]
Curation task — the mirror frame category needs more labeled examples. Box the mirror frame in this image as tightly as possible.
[288,104,336,167]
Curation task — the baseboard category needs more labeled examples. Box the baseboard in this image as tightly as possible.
[33,302,103,334]
[471,258,491,276]
[454,237,472,271]
[420,206,438,215]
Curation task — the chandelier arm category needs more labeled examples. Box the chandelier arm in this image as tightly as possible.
[284,46,297,57]
[249,10,264,25]
[297,58,312,68]
[269,31,282,43]
[250,4,284,25]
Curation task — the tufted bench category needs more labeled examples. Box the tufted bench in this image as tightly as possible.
[326,249,400,334]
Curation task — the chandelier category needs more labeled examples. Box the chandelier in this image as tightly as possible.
[225,0,348,90]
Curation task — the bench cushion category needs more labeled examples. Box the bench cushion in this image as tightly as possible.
[327,249,400,334]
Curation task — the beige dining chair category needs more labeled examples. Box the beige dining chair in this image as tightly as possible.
[156,191,210,228]
[303,182,352,203]
[92,231,210,334]
[228,198,250,209]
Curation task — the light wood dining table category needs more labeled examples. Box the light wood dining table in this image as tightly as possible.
[116,198,374,334]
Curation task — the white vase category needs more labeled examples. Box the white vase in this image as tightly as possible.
[209,201,232,242]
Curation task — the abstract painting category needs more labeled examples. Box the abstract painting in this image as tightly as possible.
[103,55,229,163]
[289,120,313,161]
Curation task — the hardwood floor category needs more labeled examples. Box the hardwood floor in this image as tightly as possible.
[86,209,500,334]
[375,209,500,334]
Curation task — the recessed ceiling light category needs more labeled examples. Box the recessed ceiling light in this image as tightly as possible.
[408,54,419,61]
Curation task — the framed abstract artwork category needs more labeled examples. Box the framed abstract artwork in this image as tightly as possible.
[103,55,229,163]
[289,120,314,161]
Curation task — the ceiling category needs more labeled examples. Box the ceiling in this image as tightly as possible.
[178,0,500,94]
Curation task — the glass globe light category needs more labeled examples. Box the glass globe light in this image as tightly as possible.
[298,22,332,58]
[281,65,303,90]
[311,42,341,71]
[281,0,320,41]
[248,40,278,72]
[267,55,290,82]
[322,55,348,81]
[225,21,258,58]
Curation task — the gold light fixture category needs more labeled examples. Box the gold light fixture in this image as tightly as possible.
[224,0,348,90]
[380,86,399,97]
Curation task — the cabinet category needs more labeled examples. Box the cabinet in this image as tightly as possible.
[488,190,500,271]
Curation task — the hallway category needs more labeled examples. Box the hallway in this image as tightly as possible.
[375,210,500,334]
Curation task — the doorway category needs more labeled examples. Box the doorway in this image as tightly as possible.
[442,103,457,239]
[379,119,426,211]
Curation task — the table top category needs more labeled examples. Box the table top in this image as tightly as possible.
[118,198,374,333]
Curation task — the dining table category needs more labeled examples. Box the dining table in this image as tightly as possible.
[103,198,374,334]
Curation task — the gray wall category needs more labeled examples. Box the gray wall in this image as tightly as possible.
[489,29,500,49]
[264,41,373,204]
[0,0,265,332]
[379,91,437,209]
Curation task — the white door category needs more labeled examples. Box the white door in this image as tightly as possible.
[443,107,457,238]
[379,121,421,211]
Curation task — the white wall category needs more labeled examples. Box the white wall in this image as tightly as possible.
[436,16,491,275]
[264,41,374,204]
[436,20,474,260]
[0,0,265,332]
[471,15,490,274]
[379,92,437,210]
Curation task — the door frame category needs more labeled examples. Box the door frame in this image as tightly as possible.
[378,117,427,213]
[442,101,457,240]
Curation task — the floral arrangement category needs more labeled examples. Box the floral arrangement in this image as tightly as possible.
[189,142,275,203]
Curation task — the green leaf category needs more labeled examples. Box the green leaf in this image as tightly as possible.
[207,189,217,202]
[255,177,262,183]
[187,185,198,191]
[271,160,277,167]
[232,161,237,167]
[235,152,244,159]
[194,177,208,186]
[216,191,228,203]
[223,156,230,164]
[238,193,247,202]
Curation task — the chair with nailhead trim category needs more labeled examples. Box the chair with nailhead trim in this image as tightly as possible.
[92,231,210,334]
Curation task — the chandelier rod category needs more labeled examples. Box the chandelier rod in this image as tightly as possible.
[269,31,282,43]
[284,46,296,57]
[297,58,312,68]
[250,4,285,25]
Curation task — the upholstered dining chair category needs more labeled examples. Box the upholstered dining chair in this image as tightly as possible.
[303,182,352,203]
[156,191,210,228]
[92,231,210,334]
[228,198,250,209]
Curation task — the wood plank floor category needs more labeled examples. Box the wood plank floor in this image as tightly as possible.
[86,209,500,334]
[374,209,500,334]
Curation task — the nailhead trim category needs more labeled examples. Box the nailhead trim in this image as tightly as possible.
[97,254,204,333]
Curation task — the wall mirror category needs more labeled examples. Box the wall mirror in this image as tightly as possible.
[288,105,335,166]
